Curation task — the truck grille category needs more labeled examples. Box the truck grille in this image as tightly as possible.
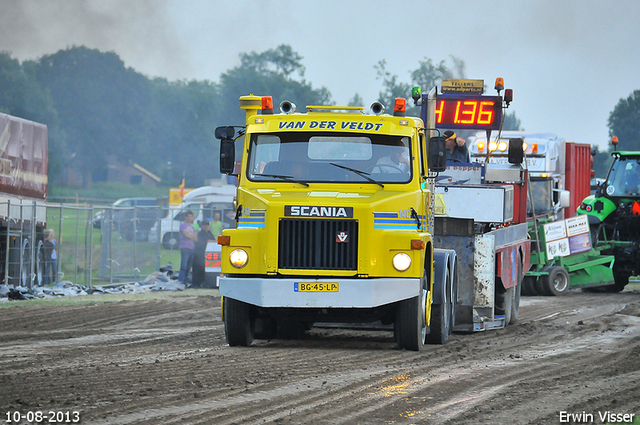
[278,219,358,270]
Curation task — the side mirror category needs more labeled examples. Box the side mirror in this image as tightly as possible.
[215,126,235,140]
[558,189,571,209]
[428,136,447,173]
[508,138,524,164]
[220,139,235,175]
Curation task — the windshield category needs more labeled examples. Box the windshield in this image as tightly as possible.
[527,179,553,215]
[247,132,412,184]
[604,157,640,197]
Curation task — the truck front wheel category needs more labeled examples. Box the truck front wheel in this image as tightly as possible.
[395,270,429,351]
[224,297,254,346]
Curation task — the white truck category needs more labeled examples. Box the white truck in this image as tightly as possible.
[148,185,236,249]
[468,131,591,220]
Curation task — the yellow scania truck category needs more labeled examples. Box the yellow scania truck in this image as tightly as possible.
[215,79,528,350]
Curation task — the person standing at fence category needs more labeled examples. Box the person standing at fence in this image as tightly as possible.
[43,229,57,286]
[210,211,223,238]
[192,220,215,288]
[178,210,198,285]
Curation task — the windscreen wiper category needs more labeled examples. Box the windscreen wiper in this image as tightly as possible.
[330,163,384,188]
[254,173,309,187]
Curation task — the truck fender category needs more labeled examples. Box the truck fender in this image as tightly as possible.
[432,249,456,305]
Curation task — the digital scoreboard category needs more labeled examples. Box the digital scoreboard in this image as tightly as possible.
[434,94,502,130]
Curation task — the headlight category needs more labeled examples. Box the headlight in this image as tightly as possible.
[392,252,411,272]
[229,249,248,268]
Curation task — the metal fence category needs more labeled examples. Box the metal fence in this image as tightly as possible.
[2,202,235,289]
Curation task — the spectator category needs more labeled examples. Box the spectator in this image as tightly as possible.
[43,229,57,286]
[178,210,198,285]
[210,211,223,238]
[192,220,215,288]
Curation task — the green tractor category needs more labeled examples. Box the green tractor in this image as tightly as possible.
[576,143,640,292]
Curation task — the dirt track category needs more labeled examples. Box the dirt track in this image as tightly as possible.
[1,289,639,425]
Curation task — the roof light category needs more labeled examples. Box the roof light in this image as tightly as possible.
[411,87,421,104]
[522,142,528,151]
[393,98,406,116]
[531,143,538,153]
[498,141,508,151]
[504,89,513,105]
[489,141,498,152]
[261,96,273,114]
[612,136,619,146]
[477,142,485,152]
[494,78,504,92]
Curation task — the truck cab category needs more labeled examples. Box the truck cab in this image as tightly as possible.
[216,95,446,351]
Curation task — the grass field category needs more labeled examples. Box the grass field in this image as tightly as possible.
[46,206,183,285]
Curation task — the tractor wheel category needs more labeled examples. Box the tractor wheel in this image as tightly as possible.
[543,266,570,296]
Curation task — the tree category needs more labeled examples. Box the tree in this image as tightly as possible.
[502,111,523,131]
[219,45,331,127]
[375,56,466,116]
[34,47,155,184]
[374,60,411,110]
[608,90,640,152]
[0,52,66,179]
[348,93,364,107]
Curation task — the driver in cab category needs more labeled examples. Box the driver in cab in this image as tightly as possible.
[372,137,410,174]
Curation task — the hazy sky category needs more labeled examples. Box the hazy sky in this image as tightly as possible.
[2,0,639,150]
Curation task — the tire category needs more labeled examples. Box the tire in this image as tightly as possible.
[510,263,522,324]
[598,273,629,293]
[543,266,570,296]
[495,283,513,325]
[534,271,551,295]
[396,269,429,350]
[521,276,536,296]
[426,268,451,345]
[163,232,180,250]
[224,297,254,346]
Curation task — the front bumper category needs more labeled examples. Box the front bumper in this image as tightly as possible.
[219,276,421,308]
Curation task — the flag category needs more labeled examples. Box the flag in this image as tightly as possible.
[179,174,185,199]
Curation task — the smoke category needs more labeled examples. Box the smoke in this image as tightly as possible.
[0,0,190,80]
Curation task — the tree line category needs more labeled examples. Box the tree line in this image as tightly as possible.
[0,44,531,188]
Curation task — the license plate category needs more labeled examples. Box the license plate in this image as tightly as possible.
[294,282,339,292]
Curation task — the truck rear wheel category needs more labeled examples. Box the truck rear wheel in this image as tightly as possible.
[224,297,254,346]
[495,284,513,325]
[542,266,570,296]
[426,267,452,345]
